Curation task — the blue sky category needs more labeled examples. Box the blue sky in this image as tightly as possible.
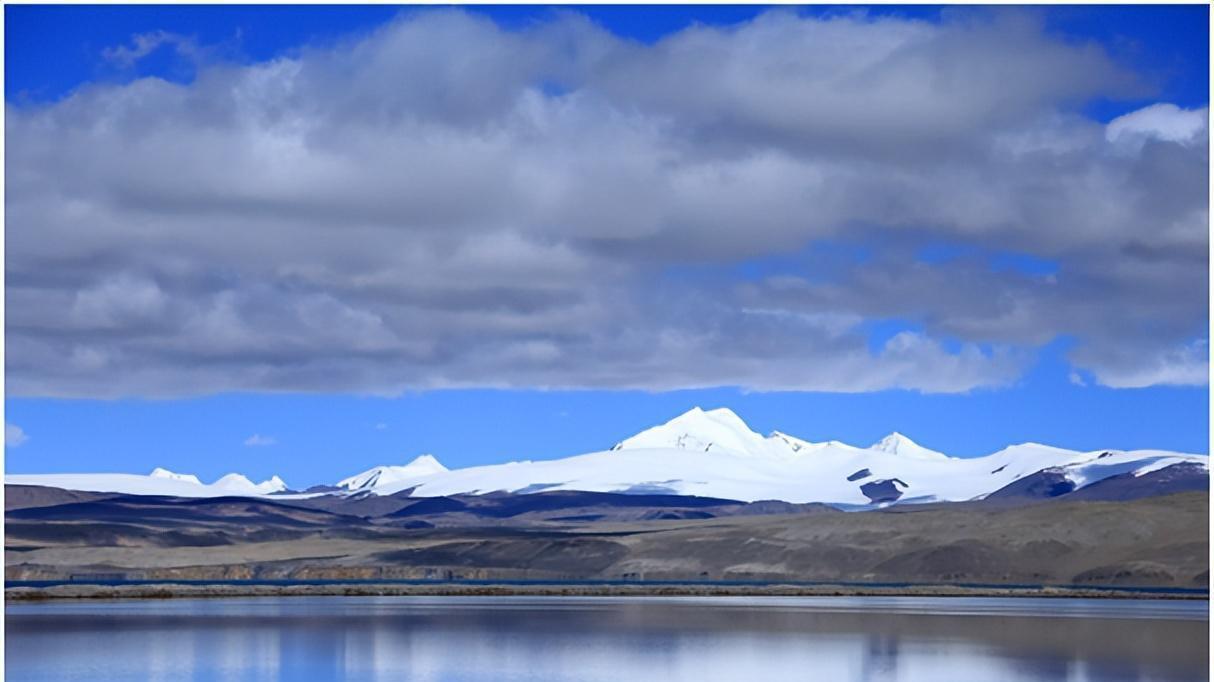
[6,342,1209,486]
[8,5,1207,109]
[5,5,1209,485]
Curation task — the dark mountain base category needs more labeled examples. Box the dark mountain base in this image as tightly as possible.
[5,486,1208,590]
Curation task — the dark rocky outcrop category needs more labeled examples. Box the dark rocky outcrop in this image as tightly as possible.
[860,478,907,503]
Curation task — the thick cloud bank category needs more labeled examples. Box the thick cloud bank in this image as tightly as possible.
[6,10,1208,397]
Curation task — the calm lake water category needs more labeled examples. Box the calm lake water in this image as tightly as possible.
[5,596,1208,681]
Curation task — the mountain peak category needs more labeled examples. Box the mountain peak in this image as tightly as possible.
[257,475,289,494]
[211,473,260,493]
[612,406,767,457]
[871,432,949,461]
[874,431,914,448]
[336,454,448,493]
[208,473,287,494]
[406,454,448,473]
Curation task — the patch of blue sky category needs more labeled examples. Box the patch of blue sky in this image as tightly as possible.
[915,242,978,265]
[989,251,1060,277]
[661,239,870,286]
[735,240,871,282]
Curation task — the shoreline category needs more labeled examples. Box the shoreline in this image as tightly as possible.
[6,582,1208,601]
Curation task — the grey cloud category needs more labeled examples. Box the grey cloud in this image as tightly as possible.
[5,9,1206,397]
[589,10,1143,159]
[1072,339,1208,389]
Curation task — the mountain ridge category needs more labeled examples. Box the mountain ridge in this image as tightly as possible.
[6,407,1206,506]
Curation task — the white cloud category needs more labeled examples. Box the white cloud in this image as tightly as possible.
[100,30,199,68]
[1106,103,1208,147]
[243,434,277,447]
[4,9,1206,397]
[5,423,29,448]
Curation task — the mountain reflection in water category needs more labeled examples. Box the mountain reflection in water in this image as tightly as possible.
[6,596,1208,682]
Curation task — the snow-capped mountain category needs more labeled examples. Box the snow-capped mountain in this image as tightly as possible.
[328,407,1205,504]
[5,407,1206,505]
[6,468,288,498]
[149,467,202,485]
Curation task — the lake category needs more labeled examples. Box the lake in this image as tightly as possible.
[5,596,1208,681]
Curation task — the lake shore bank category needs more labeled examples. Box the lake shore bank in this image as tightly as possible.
[6,582,1208,601]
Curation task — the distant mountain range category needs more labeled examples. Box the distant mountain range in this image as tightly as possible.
[8,407,1207,506]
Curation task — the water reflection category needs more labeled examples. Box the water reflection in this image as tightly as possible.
[6,596,1208,682]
